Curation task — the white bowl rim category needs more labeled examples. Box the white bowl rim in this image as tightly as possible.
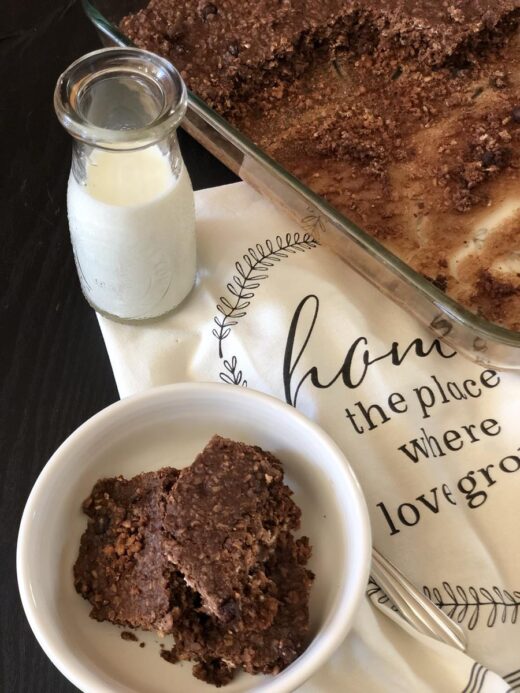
[17,382,371,693]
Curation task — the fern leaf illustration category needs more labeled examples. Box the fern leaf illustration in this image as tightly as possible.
[219,355,247,387]
[223,357,236,371]
[443,582,456,602]
[457,604,469,623]
[423,583,520,630]
[488,604,497,627]
[467,604,479,630]
[432,587,442,605]
[227,285,241,298]
[480,588,493,602]
[220,296,234,310]
[456,586,468,602]
[301,208,327,236]
[235,300,250,310]
[212,233,318,361]
[366,578,398,612]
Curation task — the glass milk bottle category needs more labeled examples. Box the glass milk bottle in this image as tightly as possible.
[54,48,196,321]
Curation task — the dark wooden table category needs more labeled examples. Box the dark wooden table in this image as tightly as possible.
[0,2,237,690]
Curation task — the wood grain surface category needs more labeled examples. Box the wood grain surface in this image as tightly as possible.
[0,1,238,690]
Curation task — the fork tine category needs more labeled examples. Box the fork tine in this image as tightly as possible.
[371,548,467,652]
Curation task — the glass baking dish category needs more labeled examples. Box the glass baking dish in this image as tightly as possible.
[83,0,520,370]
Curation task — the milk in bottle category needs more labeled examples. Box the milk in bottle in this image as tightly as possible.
[55,47,196,320]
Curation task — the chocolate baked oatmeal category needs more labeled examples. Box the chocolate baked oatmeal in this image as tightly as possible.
[74,467,179,633]
[163,435,301,627]
[74,437,313,687]
[162,531,313,685]
[120,1,520,330]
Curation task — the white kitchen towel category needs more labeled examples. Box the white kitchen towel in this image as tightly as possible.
[98,182,520,693]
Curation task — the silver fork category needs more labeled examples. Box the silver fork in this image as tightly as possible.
[371,548,467,652]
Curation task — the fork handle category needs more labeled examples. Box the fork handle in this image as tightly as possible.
[371,548,467,652]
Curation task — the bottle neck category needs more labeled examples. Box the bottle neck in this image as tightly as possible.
[70,131,183,188]
[55,48,187,152]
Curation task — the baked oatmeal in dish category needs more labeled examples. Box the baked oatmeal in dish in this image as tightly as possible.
[74,436,314,687]
[163,435,301,627]
[74,468,180,633]
[121,0,520,330]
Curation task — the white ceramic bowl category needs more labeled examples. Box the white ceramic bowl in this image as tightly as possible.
[17,383,370,693]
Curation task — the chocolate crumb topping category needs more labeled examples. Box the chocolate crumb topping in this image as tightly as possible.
[121,631,139,642]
